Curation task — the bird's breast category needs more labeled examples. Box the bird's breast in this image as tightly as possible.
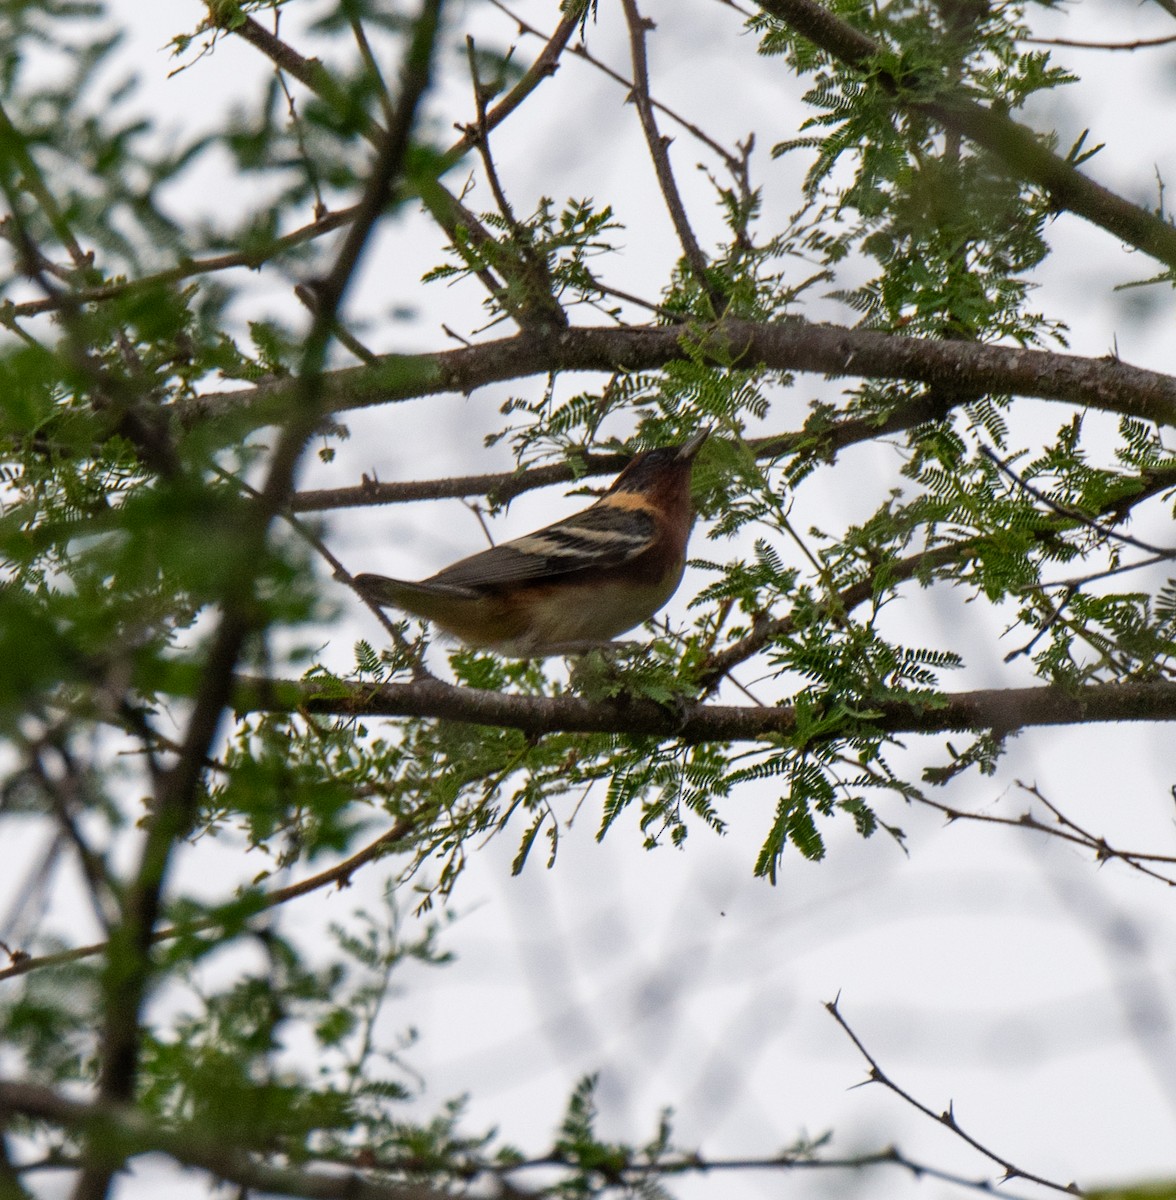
[482,557,687,655]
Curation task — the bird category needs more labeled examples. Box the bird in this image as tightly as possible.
[353,430,708,657]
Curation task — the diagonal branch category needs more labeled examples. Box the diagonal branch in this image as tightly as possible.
[70,8,446,1200]
[912,783,1176,888]
[755,0,1176,271]
[0,817,417,984]
[446,9,581,166]
[826,998,1082,1194]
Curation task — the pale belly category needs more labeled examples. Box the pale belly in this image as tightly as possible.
[478,562,687,656]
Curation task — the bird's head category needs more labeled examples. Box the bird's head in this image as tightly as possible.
[606,429,709,497]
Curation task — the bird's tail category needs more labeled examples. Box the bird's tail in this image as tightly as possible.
[353,572,479,616]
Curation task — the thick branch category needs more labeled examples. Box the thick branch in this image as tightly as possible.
[231,673,1176,743]
[190,318,1176,433]
[755,0,1176,270]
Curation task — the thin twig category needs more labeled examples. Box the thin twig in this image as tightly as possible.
[26,747,118,934]
[619,0,724,313]
[1022,780,1176,875]
[0,101,91,272]
[826,998,1084,1195]
[980,445,1176,560]
[349,14,397,127]
[294,283,378,364]
[462,35,567,329]
[291,451,631,511]
[1033,552,1171,592]
[1021,33,1176,50]
[5,210,355,319]
[487,0,744,175]
[275,65,327,221]
[1001,586,1075,663]
[910,783,1176,887]
[209,463,435,682]
[0,817,418,983]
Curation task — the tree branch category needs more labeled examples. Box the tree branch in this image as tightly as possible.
[1021,33,1176,50]
[621,0,723,312]
[912,781,1176,888]
[227,672,1176,743]
[188,318,1176,434]
[0,817,417,984]
[0,1079,455,1200]
[291,450,632,511]
[826,999,1082,1195]
[71,8,446,1200]
[755,0,1176,271]
[4,209,355,319]
[293,375,1176,517]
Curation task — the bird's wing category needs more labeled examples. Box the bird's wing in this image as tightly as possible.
[427,501,657,589]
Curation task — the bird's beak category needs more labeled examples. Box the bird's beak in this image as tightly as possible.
[676,428,710,461]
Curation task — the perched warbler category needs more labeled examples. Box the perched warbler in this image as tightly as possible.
[354,430,708,657]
